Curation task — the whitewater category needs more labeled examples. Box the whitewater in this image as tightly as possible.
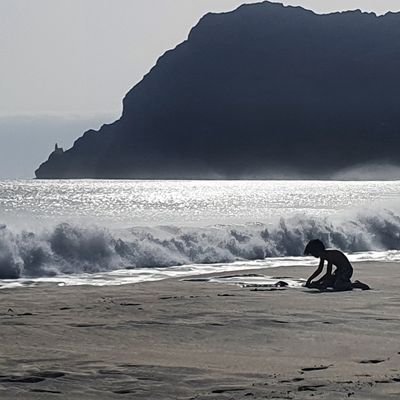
[1,179,400,288]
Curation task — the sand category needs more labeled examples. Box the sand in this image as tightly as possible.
[0,261,399,399]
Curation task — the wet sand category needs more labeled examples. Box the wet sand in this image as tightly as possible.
[0,262,400,399]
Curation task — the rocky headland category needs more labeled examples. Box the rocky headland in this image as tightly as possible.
[36,2,400,179]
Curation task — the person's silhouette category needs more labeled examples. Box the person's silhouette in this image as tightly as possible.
[304,239,353,291]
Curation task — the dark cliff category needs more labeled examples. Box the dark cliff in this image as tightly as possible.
[35,2,400,179]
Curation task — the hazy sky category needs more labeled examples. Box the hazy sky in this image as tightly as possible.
[1,0,400,178]
[2,0,400,118]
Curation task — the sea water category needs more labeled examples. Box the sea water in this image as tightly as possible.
[0,179,400,288]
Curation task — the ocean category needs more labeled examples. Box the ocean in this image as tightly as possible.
[0,179,400,288]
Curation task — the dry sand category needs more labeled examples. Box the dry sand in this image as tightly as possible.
[0,262,399,399]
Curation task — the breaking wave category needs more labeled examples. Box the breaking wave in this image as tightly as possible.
[0,209,400,279]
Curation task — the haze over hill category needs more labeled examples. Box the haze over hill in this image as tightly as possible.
[36,1,400,179]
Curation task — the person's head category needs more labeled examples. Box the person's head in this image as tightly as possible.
[304,239,326,258]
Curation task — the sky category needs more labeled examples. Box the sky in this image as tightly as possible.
[1,0,400,178]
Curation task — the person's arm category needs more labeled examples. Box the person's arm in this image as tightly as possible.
[316,261,333,283]
[306,258,324,287]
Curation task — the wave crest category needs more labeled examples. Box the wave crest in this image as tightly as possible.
[0,209,400,279]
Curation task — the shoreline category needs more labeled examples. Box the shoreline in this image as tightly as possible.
[0,262,399,399]
[0,255,398,290]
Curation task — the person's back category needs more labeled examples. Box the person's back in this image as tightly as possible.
[323,249,353,276]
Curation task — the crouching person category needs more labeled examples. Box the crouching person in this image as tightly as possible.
[304,239,353,291]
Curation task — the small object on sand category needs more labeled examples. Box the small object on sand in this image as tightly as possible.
[275,281,289,287]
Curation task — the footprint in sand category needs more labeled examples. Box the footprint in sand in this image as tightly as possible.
[113,389,136,394]
[280,377,304,383]
[0,371,65,384]
[301,365,331,372]
[0,376,45,383]
[298,384,326,391]
[359,359,386,364]
[30,389,62,394]
[98,369,126,376]
[70,323,106,328]
[212,387,247,394]
[35,371,65,379]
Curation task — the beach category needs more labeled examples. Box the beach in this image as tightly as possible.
[0,261,399,399]
[3,0,400,398]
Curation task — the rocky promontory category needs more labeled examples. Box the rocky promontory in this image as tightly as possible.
[36,2,400,179]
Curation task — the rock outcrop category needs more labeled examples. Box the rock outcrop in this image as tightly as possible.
[35,2,400,179]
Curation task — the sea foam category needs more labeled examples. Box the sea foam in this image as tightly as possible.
[0,208,399,279]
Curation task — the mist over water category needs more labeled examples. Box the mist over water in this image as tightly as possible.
[0,180,400,284]
[332,164,400,181]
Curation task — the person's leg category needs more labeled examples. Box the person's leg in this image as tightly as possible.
[321,274,335,289]
[333,275,353,291]
[352,280,370,290]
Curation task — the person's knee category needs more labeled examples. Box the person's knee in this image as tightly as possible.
[334,280,353,291]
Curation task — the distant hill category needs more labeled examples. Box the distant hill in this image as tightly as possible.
[35,2,400,179]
